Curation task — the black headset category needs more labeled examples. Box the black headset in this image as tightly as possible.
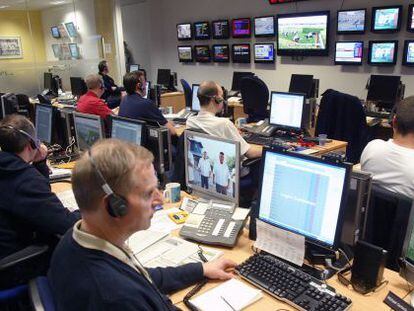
[0,125,40,150]
[88,149,129,218]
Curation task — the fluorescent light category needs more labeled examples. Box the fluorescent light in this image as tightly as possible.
[51,1,66,5]
[0,5,9,9]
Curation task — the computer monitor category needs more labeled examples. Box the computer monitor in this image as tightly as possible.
[110,116,145,146]
[212,45,230,63]
[44,72,53,90]
[231,71,255,92]
[194,21,210,40]
[371,5,402,33]
[177,46,193,63]
[403,40,414,67]
[0,93,18,120]
[65,22,77,38]
[399,201,414,297]
[368,41,398,66]
[232,44,251,63]
[269,92,305,130]
[35,103,53,144]
[177,23,192,40]
[231,18,251,38]
[289,74,314,98]
[191,84,200,112]
[50,26,60,38]
[334,41,364,65]
[366,75,401,110]
[337,9,366,34]
[157,69,171,87]
[254,16,275,37]
[258,148,351,249]
[129,64,140,72]
[194,45,211,63]
[254,43,275,63]
[212,20,230,39]
[184,130,240,205]
[69,43,79,59]
[73,112,105,152]
[70,77,87,97]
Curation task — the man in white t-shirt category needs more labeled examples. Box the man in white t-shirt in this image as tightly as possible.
[213,152,230,195]
[197,151,212,189]
[361,96,414,198]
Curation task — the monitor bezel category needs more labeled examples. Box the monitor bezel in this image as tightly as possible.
[336,8,366,35]
[232,43,251,63]
[334,41,364,66]
[231,71,255,92]
[231,18,252,38]
[177,46,194,63]
[212,44,230,63]
[184,130,240,205]
[257,147,352,250]
[211,20,230,39]
[191,84,201,112]
[254,43,275,63]
[50,26,60,38]
[368,40,398,66]
[371,5,403,34]
[194,45,211,63]
[399,200,414,284]
[35,103,53,144]
[403,40,414,67]
[176,22,193,41]
[194,21,211,40]
[408,4,414,33]
[73,112,105,152]
[110,115,146,146]
[269,91,306,130]
[276,10,330,56]
[254,15,276,37]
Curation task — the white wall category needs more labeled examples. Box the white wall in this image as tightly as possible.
[122,0,414,99]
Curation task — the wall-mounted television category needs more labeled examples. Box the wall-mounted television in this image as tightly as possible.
[232,44,250,63]
[177,46,193,62]
[254,43,275,63]
[337,9,366,34]
[194,45,211,62]
[51,26,60,38]
[276,11,330,56]
[371,5,402,33]
[407,4,414,32]
[254,16,275,37]
[368,41,398,66]
[213,44,230,63]
[403,40,414,66]
[334,41,363,65]
[177,23,192,40]
[65,22,77,38]
[68,43,80,59]
[194,21,210,40]
[231,18,251,38]
[212,20,230,39]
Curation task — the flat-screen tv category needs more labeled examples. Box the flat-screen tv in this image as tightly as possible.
[277,11,330,56]
[254,16,275,37]
[371,5,402,33]
[231,18,251,38]
[213,45,230,63]
[408,4,414,32]
[65,22,77,38]
[254,43,275,63]
[212,20,230,39]
[403,40,414,67]
[337,9,366,34]
[194,21,210,40]
[194,45,211,62]
[177,23,192,40]
[51,26,60,38]
[368,41,398,66]
[177,46,193,62]
[334,41,363,65]
[232,44,250,63]
[68,43,80,59]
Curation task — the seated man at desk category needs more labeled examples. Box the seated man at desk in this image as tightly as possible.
[119,71,177,136]
[361,96,414,198]
[48,139,236,310]
[0,115,81,261]
[98,60,123,109]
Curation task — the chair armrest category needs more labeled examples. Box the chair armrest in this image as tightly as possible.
[0,245,49,271]
[242,158,261,167]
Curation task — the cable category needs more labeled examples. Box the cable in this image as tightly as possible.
[339,0,345,11]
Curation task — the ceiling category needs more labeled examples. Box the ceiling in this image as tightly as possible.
[0,0,75,10]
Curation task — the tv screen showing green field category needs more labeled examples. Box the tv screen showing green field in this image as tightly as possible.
[278,14,328,52]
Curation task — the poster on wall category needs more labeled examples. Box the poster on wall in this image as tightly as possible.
[0,36,22,59]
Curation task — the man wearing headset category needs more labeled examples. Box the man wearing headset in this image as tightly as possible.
[48,139,236,310]
[0,115,81,263]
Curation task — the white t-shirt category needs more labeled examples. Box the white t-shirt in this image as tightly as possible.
[198,157,211,177]
[361,139,414,198]
[213,162,230,187]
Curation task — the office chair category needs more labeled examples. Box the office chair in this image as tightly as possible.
[240,76,269,123]
[15,94,30,117]
[180,79,192,108]
[29,276,55,311]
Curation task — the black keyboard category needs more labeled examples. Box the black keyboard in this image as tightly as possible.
[242,132,291,146]
[365,110,390,118]
[236,254,352,311]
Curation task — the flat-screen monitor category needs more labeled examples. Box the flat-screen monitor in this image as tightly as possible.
[194,45,211,62]
[35,103,53,144]
[0,93,18,120]
[335,41,364,65]
[403,40,414,67]
[73,112,104,152]
[129,64,140,72]
[65,22,77,38]
[258,148,350,249]
[184,130,240,205]
[254,43,275,63]
[177,46,193,62]
[231,18,251,38]
[269,91,305,130]
[157,69,171,87]
[70,77,87,97]
[213,45,230,63]
[254,16,275,37]
[212,20,230,39]
[399,201,414,287]
[366,75,401,109]
[177,23,192,40]
[371,5,402,33]
[277,11,330,56]
[51,44,62,59]
[231,71,255,92]
[194,21,210,40]
[368,41,398,66]
[191,84,200,112]
[44,72,53,90]
[110,116,145,146]
[68,43,79,59]
[337,9,366,34]
[51,26,60,38]
[232,44,250,63]
[408,4,414,32]
[289,74,314,98]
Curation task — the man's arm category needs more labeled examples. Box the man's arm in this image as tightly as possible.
[165,121,177,136]
[245,144,263,159]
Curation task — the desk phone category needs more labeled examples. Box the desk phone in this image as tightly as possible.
[179,198,249,247]
[252,120,277,137]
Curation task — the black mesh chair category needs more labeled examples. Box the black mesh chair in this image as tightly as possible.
[240,76,269,123]
[180,79,192,108]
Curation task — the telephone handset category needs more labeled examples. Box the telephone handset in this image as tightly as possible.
[254,119,277,137]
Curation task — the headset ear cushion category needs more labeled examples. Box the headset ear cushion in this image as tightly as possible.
[107,194,128,217]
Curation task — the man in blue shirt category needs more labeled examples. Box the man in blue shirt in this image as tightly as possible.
[119,71,177,136]
[48,139,236,310]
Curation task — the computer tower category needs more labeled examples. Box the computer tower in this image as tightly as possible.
[144,126,172,176]
[54,108,76,150]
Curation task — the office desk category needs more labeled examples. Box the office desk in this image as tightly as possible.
[160,92,185,113]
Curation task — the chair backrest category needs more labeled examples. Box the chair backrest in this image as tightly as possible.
[240,76,269,122]
[180,79,192,108]
[363,186,412,271]
[30,276,56,311]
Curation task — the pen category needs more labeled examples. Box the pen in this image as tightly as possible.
[197,246,208,263]
[220,295,236,311]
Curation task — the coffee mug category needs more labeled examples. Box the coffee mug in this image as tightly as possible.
[163,182,181,203]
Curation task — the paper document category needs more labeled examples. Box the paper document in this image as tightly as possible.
[254,219,305,266]
[56,189,78,211]
[232,208,250,221]
[190,279,262,311]
[127,230,168,254]
[149,208,182,233]
[49,167,72,180]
